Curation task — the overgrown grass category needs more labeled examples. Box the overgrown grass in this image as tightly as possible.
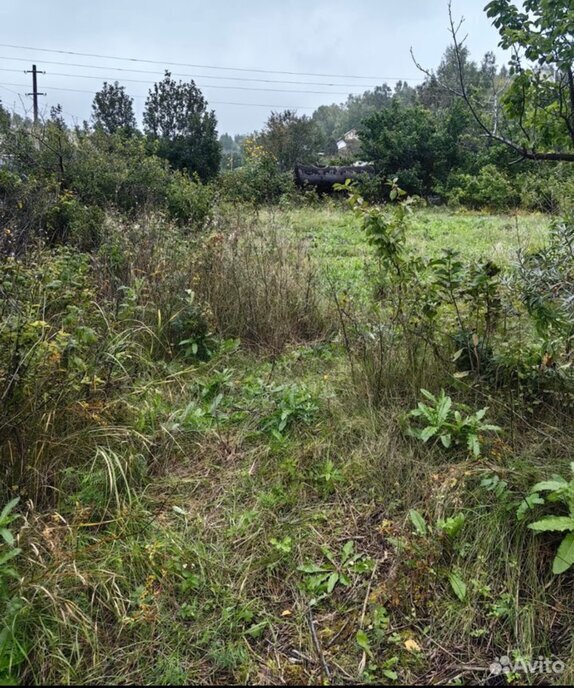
[2,204,572,686]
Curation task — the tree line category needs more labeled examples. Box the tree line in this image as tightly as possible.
[2,0,573,210]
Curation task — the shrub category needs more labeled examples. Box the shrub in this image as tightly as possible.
[44,191,105,250]
[165,172,215,230]
[1,122,217,253]
[446,165,520,210]
[219,155,294,206]
[67,130,173,214]
[517,164,574,214]
[0,171,59,257]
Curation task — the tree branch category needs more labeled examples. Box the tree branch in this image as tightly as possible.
[411,1,574,163]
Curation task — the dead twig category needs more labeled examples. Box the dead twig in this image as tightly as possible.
[307,607,332,682]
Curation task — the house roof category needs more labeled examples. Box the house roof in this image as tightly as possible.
[336,129,359,147]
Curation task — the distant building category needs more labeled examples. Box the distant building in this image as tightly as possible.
[336,129,361,156]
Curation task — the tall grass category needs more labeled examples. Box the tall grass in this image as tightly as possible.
[195,220,337,354]
[1,203,574,685]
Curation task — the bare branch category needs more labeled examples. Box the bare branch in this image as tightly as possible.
[411,0,574,163]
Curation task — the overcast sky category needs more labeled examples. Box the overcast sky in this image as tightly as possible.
[0,0,508,135]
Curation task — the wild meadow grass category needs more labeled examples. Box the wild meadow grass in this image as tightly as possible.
[1,204,572,686]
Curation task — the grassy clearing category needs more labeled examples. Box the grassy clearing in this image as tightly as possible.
[3,205,572,686]
[275,204,550,301]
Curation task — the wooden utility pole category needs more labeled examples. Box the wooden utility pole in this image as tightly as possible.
[25,64,46,123]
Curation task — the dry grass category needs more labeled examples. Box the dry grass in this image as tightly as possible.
[195,220,337,354]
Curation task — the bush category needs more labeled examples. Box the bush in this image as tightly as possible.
[165,172,215,230]
[0,121,220,254]
[0,170,59,257]
[353,172,388,203]
[517,164,574,214]
[44,191,105,250]
[219,155,294,206]
[67,130,173,214]
[446,164,520,211]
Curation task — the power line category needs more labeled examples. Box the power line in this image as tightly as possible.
[0,68,372,96]
[0,42,422,82]
[0,83,21,97]
[0,82,316,110]
[0,55,388,89]
[0,85,30,117]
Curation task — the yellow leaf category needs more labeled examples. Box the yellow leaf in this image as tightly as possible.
[281,610,292,618]
[405,639,421,653]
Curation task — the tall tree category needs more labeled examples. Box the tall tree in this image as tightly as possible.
[143,71,220,181]
[360,100,467,195]
[0,101,10,132]
[92,82,136,135]
[256,110,324,171]
[414,1,574,162]
[486,0,574,156]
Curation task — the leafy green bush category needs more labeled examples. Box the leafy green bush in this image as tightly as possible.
[517,164,574,214]
[65,130,173,214]
[446,165,520,210]
[44,190,105,250]
[165,172,215,230]
[1,121,218,253]
[219,155,294,206]
[0,171,59,257]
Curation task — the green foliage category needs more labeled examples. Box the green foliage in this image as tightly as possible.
[219,154,293,206]
[337,177,413,274]
[44,189,105,249]
[269,536,293,556]
[0,217,216,504]
[524,464,574,574]
[486,0,574,154]
[0,498,25,685]
[298,541,373,602]
[360,101,468,196]
[312,459,344,494]
[0,117,219,253]
[518,214,574,331]
[448,571,468,602]
[261,384,319,440]
[92,81,137,135]
[143,71,220,181]
[67,129,174,215]
[255,110,324,172]
[409,509,428,536]
[446,165,520,211]
[165,173,214,230]
[408,389,500,457]
[517,164,574,213]
[437,513,466,539]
